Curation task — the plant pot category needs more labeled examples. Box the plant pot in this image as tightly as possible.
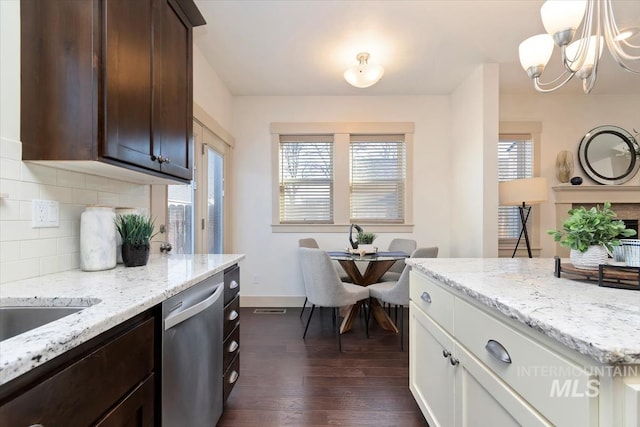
[121,243,150,267]
[569,245,608,270]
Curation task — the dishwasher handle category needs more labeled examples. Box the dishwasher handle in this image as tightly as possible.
[164,283,224,331]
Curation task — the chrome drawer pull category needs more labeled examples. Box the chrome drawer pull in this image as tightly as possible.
[442,349,451,358]
[449,356,459,366]
[228,340,239,353]
[229,280,239,290]
[420,292,432,304]
[228,370,239,384]
[485,339,512,364]
[228,310,239,321]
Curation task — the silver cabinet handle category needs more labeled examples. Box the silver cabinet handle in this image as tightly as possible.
[420,292,431,303]
[228,310,239,321]
[449,356,459,366]
[228,370,239,384]
[164,157,170,164]
[229,280,239,290]
[228,340,239,353]
[29,425,44,427]
[485,339,512,364]
[442,349,451,358]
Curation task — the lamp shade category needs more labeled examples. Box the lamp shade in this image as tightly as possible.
[519,34,554,71]
[499,177,548,206]
[541,0,587,39]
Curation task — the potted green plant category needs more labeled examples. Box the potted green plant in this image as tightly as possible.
[548,201,636,269]
[357,231,377,254]
[115,213,158,267]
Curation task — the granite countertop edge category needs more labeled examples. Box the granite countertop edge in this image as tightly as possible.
[0,253,245,386]
[406,258,640,365]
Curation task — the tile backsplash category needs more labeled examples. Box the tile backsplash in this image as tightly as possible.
[0,137,150,284]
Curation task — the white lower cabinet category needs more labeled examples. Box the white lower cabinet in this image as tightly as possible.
[410,301,551,427]
[408,270,629,427]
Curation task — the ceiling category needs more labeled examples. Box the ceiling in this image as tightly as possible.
[193,0,640,97]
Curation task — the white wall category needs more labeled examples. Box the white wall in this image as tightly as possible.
[230,96,452,305]
[500,93,640,257]
[450,64,500,257]
[193,45,233,132]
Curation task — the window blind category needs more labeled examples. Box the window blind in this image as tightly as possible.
[498,134,533,239]
[350,135,405,223]
[279,135,333,223]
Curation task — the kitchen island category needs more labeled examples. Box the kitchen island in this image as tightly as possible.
[407,258,640,427]
[0,253,243,382]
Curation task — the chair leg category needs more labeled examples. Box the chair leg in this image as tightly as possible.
[303,304,316,339]
[299,297,307,318]
[335,307,342,352]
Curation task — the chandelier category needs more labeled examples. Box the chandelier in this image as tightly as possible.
[518,0,640,93]
[343,52,384,88]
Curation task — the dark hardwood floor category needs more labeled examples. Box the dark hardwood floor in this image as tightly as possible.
[218,306,427,427]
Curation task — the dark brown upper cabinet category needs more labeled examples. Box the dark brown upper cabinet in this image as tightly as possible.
[20,0,205,184]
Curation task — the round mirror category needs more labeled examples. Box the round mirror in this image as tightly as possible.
[578,125,640,185]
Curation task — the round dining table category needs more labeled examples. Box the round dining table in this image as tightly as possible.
[327,251,410,334]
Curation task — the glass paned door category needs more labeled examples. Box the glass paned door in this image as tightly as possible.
[167,183,194,254]
[207,147,224,253]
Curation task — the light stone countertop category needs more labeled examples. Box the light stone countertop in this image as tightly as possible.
[0,254,244,386]
[406,258,640,365]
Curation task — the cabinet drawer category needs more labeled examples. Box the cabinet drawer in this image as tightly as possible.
[454,298,598,427]
[224,295,240,338]
[223,354,240,403]
[0,317,155,426]
[410,270,454,333]
[224,265,240,305]
[223,325,240,371]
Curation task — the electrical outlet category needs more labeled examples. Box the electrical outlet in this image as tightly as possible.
[32,199,59,228]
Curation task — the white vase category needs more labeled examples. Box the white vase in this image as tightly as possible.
[80,206,116,271]
[569,245,608,270]
[115,207,138,263]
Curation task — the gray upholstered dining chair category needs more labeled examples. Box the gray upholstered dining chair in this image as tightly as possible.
[298,238,350,318]
[368,246,438,350]
[298,247,370,351]
[381,238,417,281]
[298,238,320,318]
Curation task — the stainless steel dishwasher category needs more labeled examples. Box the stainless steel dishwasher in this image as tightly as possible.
[162,272,224,426]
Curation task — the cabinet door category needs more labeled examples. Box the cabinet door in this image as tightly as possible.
[409,302,455,427]
[153,0,194,180]
[95,374,155,427]
[102,0,158,172]
[454,344,552,427]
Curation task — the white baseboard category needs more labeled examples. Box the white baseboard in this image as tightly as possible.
[240,295,306,307]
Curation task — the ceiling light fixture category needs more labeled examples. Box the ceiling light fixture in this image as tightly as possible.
[518,0,640,94]
[343,52,384,88]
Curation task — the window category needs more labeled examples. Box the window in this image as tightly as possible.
[498,134,533,239]
[279,135,333,223]
[350,135,405,223]
[498,122,542,256]
[272,122,414,232]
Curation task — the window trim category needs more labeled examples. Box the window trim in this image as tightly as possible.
[498,121,542,257]
[271,122,414,233]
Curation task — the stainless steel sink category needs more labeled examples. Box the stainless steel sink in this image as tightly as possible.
[0,306,85,341]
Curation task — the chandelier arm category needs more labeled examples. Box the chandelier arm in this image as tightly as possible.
[603,0,640,71]
[582,60,598,93]
[533,71,576,93]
